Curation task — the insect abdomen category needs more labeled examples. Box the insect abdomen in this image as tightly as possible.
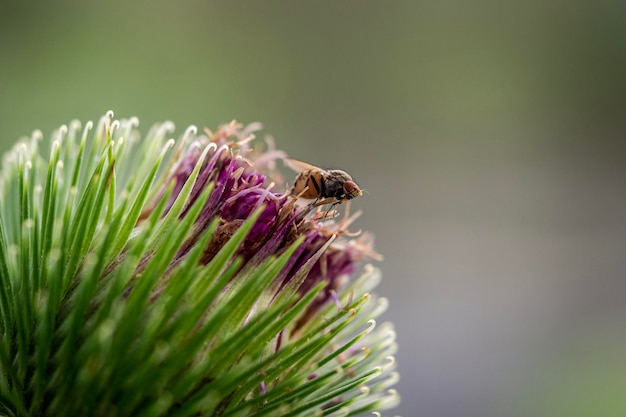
[293,171,323,199]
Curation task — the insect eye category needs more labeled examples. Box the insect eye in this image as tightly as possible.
[343,180,362,197]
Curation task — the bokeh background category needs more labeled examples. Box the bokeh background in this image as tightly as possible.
[2,1,626,416]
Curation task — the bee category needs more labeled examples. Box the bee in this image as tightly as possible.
[285,158,363,205]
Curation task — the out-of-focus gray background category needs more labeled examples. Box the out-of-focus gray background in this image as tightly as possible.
[2,1,626,416]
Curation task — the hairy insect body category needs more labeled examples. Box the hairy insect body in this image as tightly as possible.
[287,159,362,204]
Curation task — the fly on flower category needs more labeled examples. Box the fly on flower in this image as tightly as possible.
[285,158,363,207]
[0,113,399,417]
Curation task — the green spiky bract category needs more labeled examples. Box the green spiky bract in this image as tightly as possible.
[0,112,399,417]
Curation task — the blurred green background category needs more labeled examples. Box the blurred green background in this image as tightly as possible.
[2,1,626,416]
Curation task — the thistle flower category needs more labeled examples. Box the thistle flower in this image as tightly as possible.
[0,111,399,416]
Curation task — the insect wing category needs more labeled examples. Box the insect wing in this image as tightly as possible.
[284,158,324,173]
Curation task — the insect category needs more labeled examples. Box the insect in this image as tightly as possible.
[285,158,363,205]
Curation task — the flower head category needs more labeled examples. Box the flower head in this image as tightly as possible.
[0,112,399,416]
